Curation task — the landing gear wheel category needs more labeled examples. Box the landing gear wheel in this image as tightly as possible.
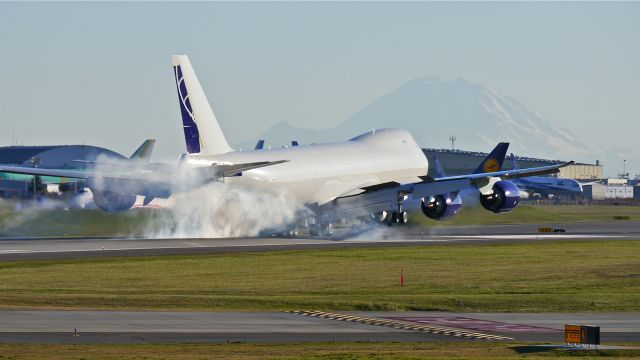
[380,211,394,226]
[309,223,332,237]
[289,227,299,237]
[324,223,333,237]
[397,211,408,225]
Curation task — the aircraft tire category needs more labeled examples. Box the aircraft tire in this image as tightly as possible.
[397,211,408,225]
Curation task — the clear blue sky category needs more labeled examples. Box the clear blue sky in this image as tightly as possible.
[0,2,638,161]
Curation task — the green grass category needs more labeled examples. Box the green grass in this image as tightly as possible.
[0,240,638,312]
[1,202,639,238]
[0,342,638,359]
[409,205,640,227]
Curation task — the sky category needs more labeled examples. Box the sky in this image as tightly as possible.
[0,2,638,162]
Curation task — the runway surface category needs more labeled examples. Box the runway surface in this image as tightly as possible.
[0,311,637,344]
[0,221,638,261]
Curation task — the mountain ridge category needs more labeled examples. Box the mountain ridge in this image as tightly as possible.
[236,76,634,177]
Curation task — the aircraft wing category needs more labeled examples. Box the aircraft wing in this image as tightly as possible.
[0,159,287,180]
[0,165,94,179]
[0,159,288,200]
[431,161,574,182]
[327,161,573,218]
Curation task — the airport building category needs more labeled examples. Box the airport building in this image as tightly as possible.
[583,179,635,200]
[0,145,125,198]
[558,162,603,180]
[422,148,560,176]
[422,148,602,179]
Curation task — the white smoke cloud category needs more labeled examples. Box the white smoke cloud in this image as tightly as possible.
[0,197,69,235]
[88,154,311,238]
[144,181,311,238]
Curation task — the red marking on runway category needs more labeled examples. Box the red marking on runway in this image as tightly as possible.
[386,317,560,333]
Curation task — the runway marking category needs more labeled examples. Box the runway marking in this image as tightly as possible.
[386,316,560,333]
[287,310,514,341]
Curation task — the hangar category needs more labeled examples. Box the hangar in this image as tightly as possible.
[0,145,125,198]
[423,148,602,180]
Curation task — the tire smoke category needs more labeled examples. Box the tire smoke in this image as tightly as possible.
[144,181,311,238]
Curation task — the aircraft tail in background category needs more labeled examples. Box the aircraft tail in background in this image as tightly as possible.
[172,55,233,156]
[129,139,156,161]
[473,142,509,174]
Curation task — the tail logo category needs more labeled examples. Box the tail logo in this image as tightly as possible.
[174,65,202,154]
[483,158,500,173]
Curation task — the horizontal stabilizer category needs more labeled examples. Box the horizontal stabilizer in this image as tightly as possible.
[210,160,288,178]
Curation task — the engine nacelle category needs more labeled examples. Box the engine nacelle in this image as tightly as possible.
[92,189,136,212]
[480,180,520,213]
[421,194,462,220]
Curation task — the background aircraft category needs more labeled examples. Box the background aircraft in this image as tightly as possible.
[508,154,583,198]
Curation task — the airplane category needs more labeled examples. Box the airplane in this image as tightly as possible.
[0,55,573,236]
[0,139,161,208]
[508,154,583,198]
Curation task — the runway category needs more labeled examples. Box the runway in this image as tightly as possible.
[0,221,638,261]
[0,310,637,344]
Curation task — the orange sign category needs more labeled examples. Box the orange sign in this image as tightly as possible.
[483,158,500,173]
[564,325,581,343]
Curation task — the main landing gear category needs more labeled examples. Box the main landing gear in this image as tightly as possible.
[308,222,333,237]
[376,210,408,226]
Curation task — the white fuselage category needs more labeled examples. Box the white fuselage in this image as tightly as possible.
[185,129,429,206]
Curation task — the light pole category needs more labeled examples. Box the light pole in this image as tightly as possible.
[449,135,456,150]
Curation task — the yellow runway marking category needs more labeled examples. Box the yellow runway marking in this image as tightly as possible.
[287,310,514,341]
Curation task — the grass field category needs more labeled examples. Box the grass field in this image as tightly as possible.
[0,342,639,359]
[409,204,640,227]
[0,240,638,312]
[1,202,639,238]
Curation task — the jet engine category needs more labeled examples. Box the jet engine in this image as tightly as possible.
[91,189,137,212]
[421,194,462,220]
[479,180,520,213]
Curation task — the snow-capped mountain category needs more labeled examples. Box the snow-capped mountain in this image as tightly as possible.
[237,76,634,177]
